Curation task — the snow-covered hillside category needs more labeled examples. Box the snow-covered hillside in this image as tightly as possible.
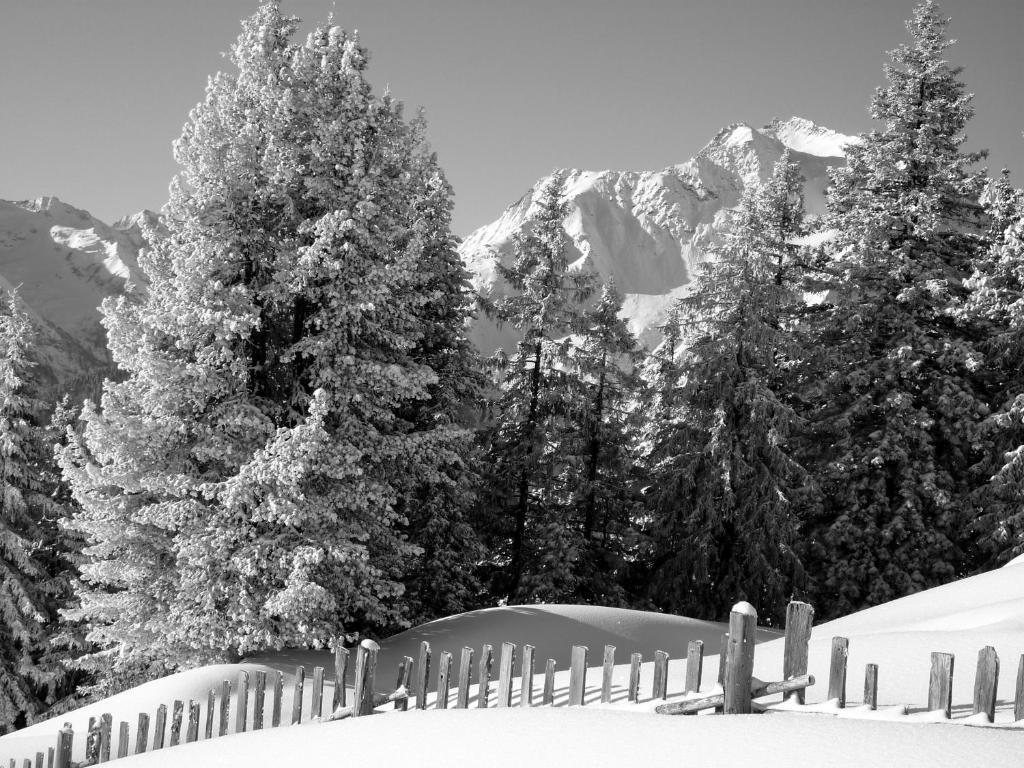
[460,116,853,354]
[0,197,151,395]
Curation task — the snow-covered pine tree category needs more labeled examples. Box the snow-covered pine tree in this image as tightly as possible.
[482,174,596,600]
[798,0,990,617]
[641,152,809,624]
[964,172,1024,564]
[0,291,75,726]
[60,3,477,683]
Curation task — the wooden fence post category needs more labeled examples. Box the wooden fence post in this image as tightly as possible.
[973,646,999,723]
[352,639,380,717]
[154,704,167,749]
[723,602,757,715]
[204,689,215,739]
[34,754,43,768]
[135,713,149,754]
[569,645,588,706]
[477,644,494,708]
[332,646,349,712]
[437,651,453,710]
[169,701,183,747]
[520,645,535,707]
[864,664,878,710]
[272,671,283,727]
[253,671,266,729]
[497,642,516,707]
[783,601,814,704]
[55,725,72,768]
[543,659,556,705]
[236,671,249,733]
[828,636,849,707]
[1015,654,1024,722]
[291,666,305,725]
[394,656,413,711]
[652,650,669,700]
[928,652,955,719]
[416,641,432,710]
[186,701,200,743]
[600,645,616,704]
[456,647,474,709]
[218,680,230,737]
[628,653,642,703]
[717,633,729,685]
[47,748,54,768]
[311,667,325,719]
[685,640,703,694]
[117,721,129,758]
[99,713,112,762]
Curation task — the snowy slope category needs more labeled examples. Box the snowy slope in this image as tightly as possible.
[0,197,151,396]
[461,116,852,354]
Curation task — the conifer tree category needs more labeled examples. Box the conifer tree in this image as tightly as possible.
[60,3,478,682]
[641,153,809,623]
[799,0,990,617]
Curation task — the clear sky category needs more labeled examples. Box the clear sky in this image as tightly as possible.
[1,0,1020,235]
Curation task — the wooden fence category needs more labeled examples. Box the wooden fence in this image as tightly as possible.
[10,600,1024,767]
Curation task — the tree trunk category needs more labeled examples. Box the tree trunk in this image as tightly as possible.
[509,340,543,597]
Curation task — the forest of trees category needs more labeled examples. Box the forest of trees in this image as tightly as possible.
[0,0,1021,726]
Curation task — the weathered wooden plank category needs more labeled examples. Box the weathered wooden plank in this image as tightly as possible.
[520,645,535,707]
[311,667,325,719]
[291,666,305,725]
[656,675,815,715]
[204,689,215,739]
[272,671,283,727]
[1015,654,1024,722]
[717,633,729,685]
[628,653,642,703]
[135,713,149,754]
[353,639,380,717]
[416,641,432,710]
[828,636,849,707]
[394,656,413,711]
[98,713,112,762]
[783,601,814,704]
[652,650,669,700]
[436,651,453,709]
[543,659,556,705]
[724,603,757,714]
[117,722,129,759]
[456,647,474,709]
[332,646,349,711]
[153,704,167,749]
[928,652,955,718]
[186,700,200,743]
[55,727,72,768]
[47,748,54,768]
[477,644,494,708]
[34,753,42,768]
[973,646,999,723]
[601,645,615,703]
[235,671,249,733]
[218,680,230,737]
[497,642,517,707]
[864,664,878,711]
[685,640,703,694]
[569,645,588,706]
[168,701,183,747]
[253,671,266,730]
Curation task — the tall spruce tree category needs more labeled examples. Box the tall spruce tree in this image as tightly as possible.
[641,152,809,624]
[60,3,478,683]
[799,0,990,617]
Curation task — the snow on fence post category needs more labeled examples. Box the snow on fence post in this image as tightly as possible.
[395,656,413,711]
[236,671,249,733]
[973,646,999,723]
[928,652,955,719]
[311,667,325,719]
[117,721,129,757]
[497,642,517,707]
[291,666,305,725]
[477,644,494,708]
[456,647,474,709]
[783,601,814,704]
[204,689,215,739]
[253,671,266,730]
[628,653,642,703]
[652,650,669,700]
[520,645,536,707]
[416,642,432,710]
[332,646,349,712]
[153,704,167,749]
[186,701,200,743]
[600,645,616,704]
[685,640,704,694]
[135,713,149,755]
[352,639,380,717]
[54,725,72,768]
[828,637,849,707]
[717,634,728,686]
[543,659,556,705]
[864,664,878,711]
[569,646,588,706]
[99,713,112,762]
[272,672,283,727]
[437,651,453,710]
[217,681,230,737]
[723,602,757,715]
[169,701,183,747]
[1015,655,1024,722]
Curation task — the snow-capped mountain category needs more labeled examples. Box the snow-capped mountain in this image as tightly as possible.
[0,196,151,397]
[460,116,854,353]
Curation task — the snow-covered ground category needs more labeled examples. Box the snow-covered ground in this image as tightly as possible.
[3,560,1022,766]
